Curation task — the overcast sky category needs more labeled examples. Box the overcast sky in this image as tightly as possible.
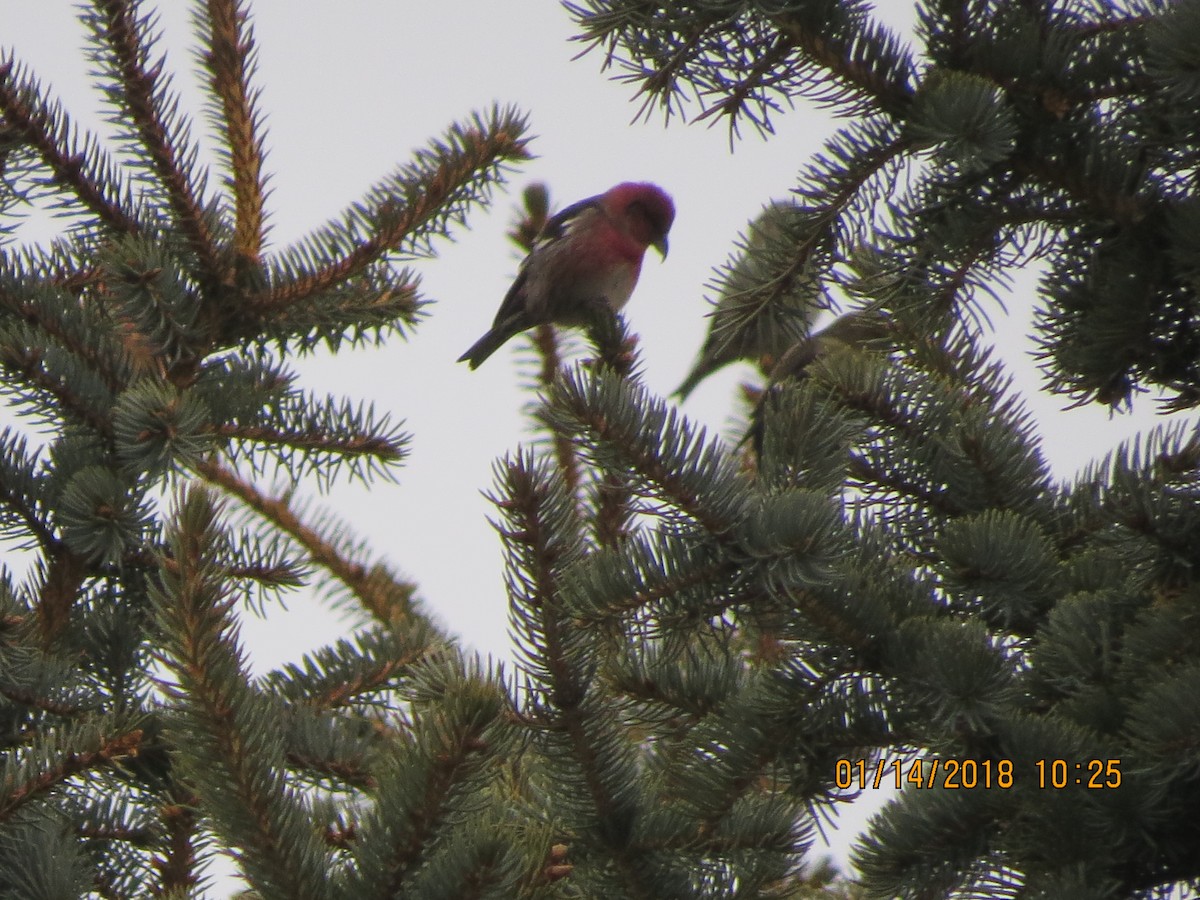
[1,1,1187,890]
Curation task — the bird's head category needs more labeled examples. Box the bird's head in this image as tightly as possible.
[605,182,675,259]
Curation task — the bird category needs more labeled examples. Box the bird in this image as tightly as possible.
[458,182,674,369]
[742,306,894,455]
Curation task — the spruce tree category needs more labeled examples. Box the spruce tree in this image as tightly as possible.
[0,2,1197,900]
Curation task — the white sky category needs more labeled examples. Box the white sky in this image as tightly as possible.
[1,1,1189,893]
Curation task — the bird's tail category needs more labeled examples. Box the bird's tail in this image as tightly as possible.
[457,325,513,370]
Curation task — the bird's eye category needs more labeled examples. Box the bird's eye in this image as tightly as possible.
[628,200,664,232]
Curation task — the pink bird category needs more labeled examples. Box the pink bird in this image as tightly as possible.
[459,182,675,369]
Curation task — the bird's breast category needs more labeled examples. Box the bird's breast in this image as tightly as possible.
[589,261,639,312]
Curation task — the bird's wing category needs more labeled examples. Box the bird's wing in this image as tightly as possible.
[535,193,604,249]
[488,266,530,329]
[488,193,605,327]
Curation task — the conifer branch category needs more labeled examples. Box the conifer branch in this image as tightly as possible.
[567,541,740,624]
[661,691,809,852]
[214,420,405,464]
[0,342,115,439]
[1010,148,1150,229]
[691,33,798,133]
[847,453,966,521]
[374,722,497,895]
[0,57,141,235]
[36,546,90,645]
[202,0,267,268]
[769,10,915,116]
[0,683,86,719]
[287,750,375,791]
[0,435,54,552]
[153,796,203,896]
[203,389,411,490]
[0,283,130,397]
[590,472,633,547]
[268,631,435,712]
[495,456,655,898]
[93,0,225,281]
[801,120,909,246]
[581,315,641,549]
[569,2,915,130]
[77,821,158,847]
[342,660,525,896]
[298,660,407,713]
[195,459,418,626]
[767,578,885,654]
[530,324,584,497]
[531,326,564,387]
[256,110,530,312]
[547,368,745,538]
[154,486,332,899]
[495,457,587,710]
[0,728,142,821]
